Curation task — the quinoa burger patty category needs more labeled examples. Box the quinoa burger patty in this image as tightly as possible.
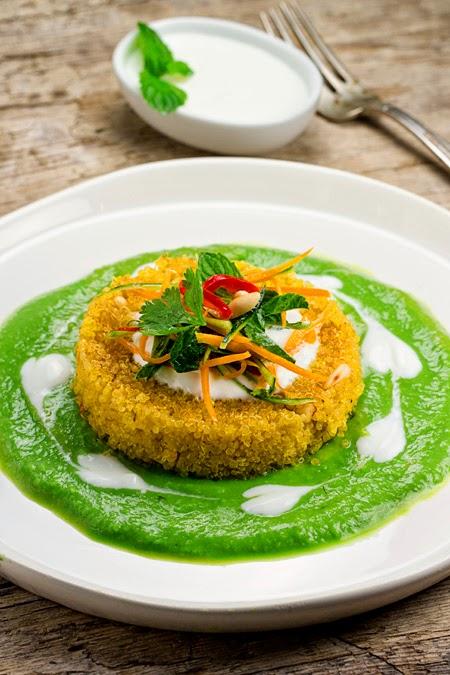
[74,256,364,478]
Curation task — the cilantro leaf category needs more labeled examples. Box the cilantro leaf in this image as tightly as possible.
[170,327,206,373]
[137,22,173,77]
[260,293,309,326]
[182,268,205,325]
[166,60,193,77]
[139,70,187,114]
[197,252,242,282]
[139,286,195,335]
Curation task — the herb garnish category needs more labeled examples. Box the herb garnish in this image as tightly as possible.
[109,249,329,419]
[139,267,205,336]
[136,22,193,114]
[197,251,242,282]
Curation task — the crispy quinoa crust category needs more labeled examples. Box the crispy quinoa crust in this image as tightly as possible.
[74,257,364,478]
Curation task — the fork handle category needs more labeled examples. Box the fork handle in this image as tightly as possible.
[365,101,450,172]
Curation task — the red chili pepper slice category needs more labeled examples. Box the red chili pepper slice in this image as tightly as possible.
[203,274,259,294]
[202,289,232,319]
[180,280,231,319]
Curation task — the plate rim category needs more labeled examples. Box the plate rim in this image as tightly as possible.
[2,157,449,226]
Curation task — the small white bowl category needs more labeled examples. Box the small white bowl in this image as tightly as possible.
[113,17,322,155]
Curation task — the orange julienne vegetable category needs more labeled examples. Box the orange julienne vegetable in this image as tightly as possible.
[120,336,170,365]
[118,338,140,356]
[196,333,248,353]
[145,354,171,365]
[285,328,315,354]
[279,286,330,298]
[221,361,248,379]
[230,334,325,383]
[245,248,313,283]
[200,364,217,422]
[204,351,251,368]
[196,333,325,383]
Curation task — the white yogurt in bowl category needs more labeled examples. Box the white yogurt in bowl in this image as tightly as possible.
[113,17,322,154]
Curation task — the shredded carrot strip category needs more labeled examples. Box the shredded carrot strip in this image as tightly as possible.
[139,334,148,355]
[278,286,330,297]
[145,354,170,365]
[200,364,217,422]
[196,333,248,353]
[118,336,169,365]
[137,335,171,364]
[245,248,313,283]
[195,333,325,383]
[118,338,140,355]
[231,334,325,383]
[221,361,247,379]
[285,330,304,354]
[204,351,251,368]
[284,304,331,354]
[285,327,316,354]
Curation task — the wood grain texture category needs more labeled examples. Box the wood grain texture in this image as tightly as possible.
[0,0,449,672]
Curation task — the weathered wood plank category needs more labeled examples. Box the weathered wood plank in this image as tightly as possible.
[0,0,449,672]
[0,577,449,674]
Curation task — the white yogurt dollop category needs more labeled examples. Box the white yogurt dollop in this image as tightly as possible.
[21,354,73,417]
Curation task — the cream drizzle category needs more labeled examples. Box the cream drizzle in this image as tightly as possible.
[21,354,73,417]
[241,484,319,517]
[77,454,183,495]
[356,378,406,463]
[298,273,422,464]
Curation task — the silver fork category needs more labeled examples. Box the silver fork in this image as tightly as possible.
[261,2,450,172]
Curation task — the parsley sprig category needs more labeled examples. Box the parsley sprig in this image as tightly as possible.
[136,22,193,114]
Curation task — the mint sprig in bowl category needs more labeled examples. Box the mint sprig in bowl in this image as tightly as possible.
[113,17,322,154]
[136,22,193,114]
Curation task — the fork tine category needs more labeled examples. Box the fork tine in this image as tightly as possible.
[290,1,356,83]
[260,11,276,37]
[268,8,295,45]
[279,2,343,91]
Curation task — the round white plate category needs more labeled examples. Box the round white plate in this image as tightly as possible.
[0,158,449,632]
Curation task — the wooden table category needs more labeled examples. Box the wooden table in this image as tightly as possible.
[1,1,449,672]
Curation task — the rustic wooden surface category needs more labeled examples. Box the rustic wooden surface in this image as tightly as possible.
[1,0,449,673]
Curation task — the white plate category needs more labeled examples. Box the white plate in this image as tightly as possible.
[0,158,449,632]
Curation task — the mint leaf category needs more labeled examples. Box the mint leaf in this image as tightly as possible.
[183,268,205,325]
[139,70,186,114]
[137,22,173,76]
[197,252,242,281]
[170,327,206,373]
[139,286,194,335]
[261,293,309,326]
[136,22,193,114]
[244,319,294,363]
[166,60,193,77]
